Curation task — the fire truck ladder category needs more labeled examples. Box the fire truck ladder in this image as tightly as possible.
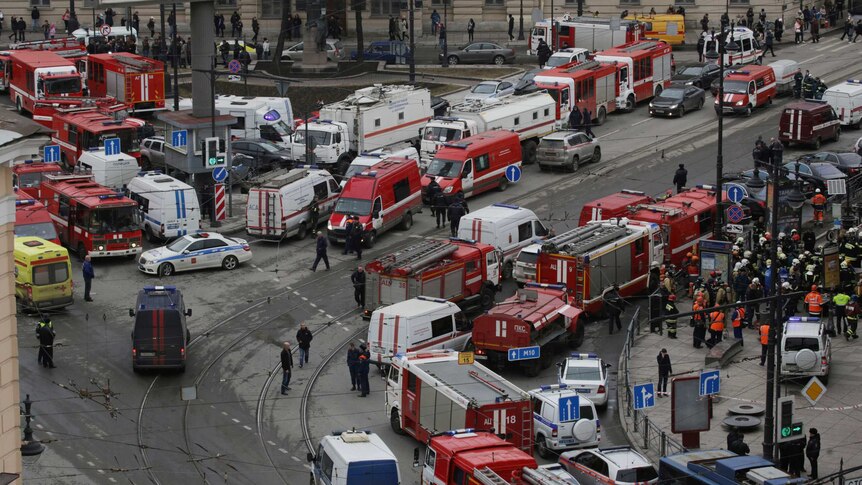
[473,467,510,485]
[521,467,581,485]
[116,55,157,72]
[467,370,509,400]
[632,203,684,217]
[377,240,457,274]
[550,224,630,256]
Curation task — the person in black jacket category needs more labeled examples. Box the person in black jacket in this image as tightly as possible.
[311,232,330,271]
[280,341,293,394]
[296,323,313,368]
[343,215,355,255]
[536,39,551,68]
[448,198,466,237]
[673,164,688,193]
[426,178,441,217]
[350,220,364,260]
[351,266,366,308]
[656,349,672,396]
[36,318,56,368]
[807,428,820,479]
[358,344,371,397]
[569,106,582,131]
[346,342,360,391]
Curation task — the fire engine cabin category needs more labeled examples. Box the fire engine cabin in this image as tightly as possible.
[13,161,63,200]
[534,60,619,124]
[386,350,533,452]
[714,66,777,116]
[52,108,144,167]
[87,53,166,113]
[472,283,583,376]
[594,40,673,111]
[15,191,60,244]
[625,186,718,266]
[534,219,663,314]
[422,430,537,485]
[40,174,142,258]
[578,189,653,226]
[529,17,643,54]
[9,37,88,80]
[363,238,501,317]
[6,50,83,122]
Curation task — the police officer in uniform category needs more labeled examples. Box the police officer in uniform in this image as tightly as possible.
[308,196,320,230]
[793,70,803,98]
[448,196,466,237]
[343,215,355,255]
[604,285,625,335]
[664,295,679,339]
[350,219,363,260]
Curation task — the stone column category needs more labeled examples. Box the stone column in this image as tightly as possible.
[190,0,215,118]
[0,165,21,477]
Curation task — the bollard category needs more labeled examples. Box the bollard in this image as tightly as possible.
[20,394,45,456]
[643,415,649,449]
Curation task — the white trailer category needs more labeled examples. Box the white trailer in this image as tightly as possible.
[178,95,295,146]
[293,85,432,174]
[420,91,557,167]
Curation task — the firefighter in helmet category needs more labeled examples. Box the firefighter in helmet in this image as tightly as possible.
[664,294,679,339]
[811,189,826,227]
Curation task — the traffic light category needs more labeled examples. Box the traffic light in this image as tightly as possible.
[777,396,803,443]
[203,137,225,169]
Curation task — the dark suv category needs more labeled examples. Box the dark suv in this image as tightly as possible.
[130,285,192,372]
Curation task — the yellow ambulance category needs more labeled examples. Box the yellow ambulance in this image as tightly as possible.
[626,14,686,45]
[14,237,74,311]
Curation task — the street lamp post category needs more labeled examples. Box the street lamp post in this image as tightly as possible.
[708,25,739,239]
[408,0,416,83]
[518,0,525,40]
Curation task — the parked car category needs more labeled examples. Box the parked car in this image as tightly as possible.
[441,42,516,65]
[281,39,344,62]
[648,85,706,117]
[231,139,293,172]
[350,40,411,64]
[672,62,721,88]
[514,68,543,94]
[559,447,658,485]
[537,131,601,172]
[215,39,258,56]
[463,80,515,102]
[558,352,611,408]
[783,160,847,194]
[138,232,252,276]
[801,151,862,175]
[140,136,165,170]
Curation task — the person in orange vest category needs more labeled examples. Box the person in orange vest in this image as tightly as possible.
[811,189,826,227]
[760,322,770,366]
[731,302,746,342]
[804,284,823,317]
[707,304,725,348]
[692,295,707,348]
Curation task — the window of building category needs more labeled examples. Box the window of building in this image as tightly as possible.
[295,0,308,11]
[619,0,640,5]
[729,0,750,4]
[30,0,50,6]
[216,0,238,6]
[260,0,283,18]
[372,0,399,16]
[485,0,504,5]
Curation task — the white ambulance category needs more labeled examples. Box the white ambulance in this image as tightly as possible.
[178,95,295,146]
[823,79,862,129]
[341,146,420,187]
[76,150,140,190]
[126,171,201,241]
[307,430,400,485]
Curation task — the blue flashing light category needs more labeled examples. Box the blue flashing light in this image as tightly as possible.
[143,285,177,293]
[526,282,566,290]
[15,199,36,206]
[444,428,474,436]
[492,203,521,210]
[570,352,599,359]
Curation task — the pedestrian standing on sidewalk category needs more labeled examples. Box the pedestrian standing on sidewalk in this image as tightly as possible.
[673,164,688,193]
[296,323,313,368]
[833,290,850,335]
[568,105,582,131]
[36,317,55,368]
[810,17,820,42]
[346,342,360,391]
[311,232,330,271]
[664,294,679,339]
[508,14,515,41]
[280,341,293,394]
[731,302,745,341]
[467,18,475,42]
[707,304,725,348]
[846,295,860,340]
[806,428,820,479]
[693,295,707,347]
[604,285,625,335]
[696,36,705,62]
[656,349,672,397]
[82,255,95,302]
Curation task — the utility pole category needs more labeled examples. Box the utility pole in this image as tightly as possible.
[408,0,416,83]
[172,3,179,112]
[762,157,781,461]
[518,0,525,40]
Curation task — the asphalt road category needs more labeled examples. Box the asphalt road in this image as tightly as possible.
[20,33,862,484]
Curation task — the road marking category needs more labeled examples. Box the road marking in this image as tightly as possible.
[293,291,300,296]
[336,321,342,325]
[291,456,301,462]
[108,479,117,483]
[35,423,43,429]
[272,278,279,282]
[267,440,277,446]
[799,54,823,64]
[815,43,835,51]
[243,425,252,431]
[631,118,650,126]
[831,43,851,52]
[87,461,95,467]
[408,234,424,238]
[251,264,258,268]
[232,418,240,423]
[257,267,264,272]
[318,309,325,313]
[278,448,289,454]
[301,296,308,301]
[286,286,292,290]
[305,464,313,471]
[326,314,334,319]
[97,469,105,474]
[222,411,229,416]
[343,327,350,331]
[309,302,317,308]
[77,454,84,459]
[597,129,620,139]
[359,338,365,343]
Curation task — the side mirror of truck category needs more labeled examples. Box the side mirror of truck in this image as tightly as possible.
[306,452,314,463]
[412,447,420,467]
[186,308,193,317]
[129,309,135,317]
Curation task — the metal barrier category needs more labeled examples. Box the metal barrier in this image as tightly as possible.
[618,306,688,459]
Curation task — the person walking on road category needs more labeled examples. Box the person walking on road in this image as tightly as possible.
[656,349,672,397]
[536,39,551,68]
[346,342,360,391]
[351,266,366,308]
[581,107,593,137]
[760,322,770,365]
[833,291,850,335]
[448,197,466,237]
[434,190,448,229]
[358,344,371,397]
[807,428,820,479]
[664,294,680,339]
[351,220,364,260]
[846,295,860,340]
[36,318,55,368]
[805,284,823,317]
[673,164,688,193]
[82,255,95,302]
[604,284,625,335]
[568,106,582,131]
[343,215,355,255]
[280,341,293,394]
[296,323,313,368]
[765,29,776,56]
[811,189,826,226]
[311,232,330,271]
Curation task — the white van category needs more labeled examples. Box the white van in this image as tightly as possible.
[458,203,549,279]
[780,316,831,384]
[768,59,800,96]
[246,167,340,240]
[126,171,200,241]
[76,150,139,190]
[341,146,420,187]
[72,26,138,46]
[367,296,471,367]
[179,95,295,146]
[513,243,542,285]
[307,430,400,485]
[823,80,862,129]
[529,384,600,459]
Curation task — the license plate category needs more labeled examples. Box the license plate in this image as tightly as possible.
[560,438,575,444]
[140,352,156,357]
[576,388,591,393]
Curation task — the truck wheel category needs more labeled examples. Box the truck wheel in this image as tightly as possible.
[463,339,475,352]
[493,55,505,65]
[295,222,308,240]
[364,231,376,248]
[569,155,579,173]
[625,94,636,112]
[522,140,537,165]
[16,97,23,114]
[390,409,405,435]
[498,176,509,192]
[399,212,413,230]
[567,323,585,349]
[596,106,607,126]
[222,255,239,270]
[698,98,705,110]
[480,288,494,310]
[592,147,602,164]
[654,85,663,97]
[502,261,513,279]
[536,435,552,459]
[523,358,541,377]
[814,137,822,150]
[834,127,841,142]
[540,350,553,369]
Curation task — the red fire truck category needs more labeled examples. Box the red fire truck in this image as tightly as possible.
[594,40,673,111]
[385,350,533,452]
[13,161,63,200]
[472,283,584,376]
[51,107,145,167]
[578,189,653,226]
[39,174,143,258]
[10,37,88,76]
[87,53,166,113]
[15,191,60,244]
[529,17,644,54]
[6,50,84,123]
[534,219,664,314]
[534,60,621,124]
[363,238,501,317]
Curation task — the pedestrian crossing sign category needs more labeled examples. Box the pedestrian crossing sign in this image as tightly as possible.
[458,351,474,365]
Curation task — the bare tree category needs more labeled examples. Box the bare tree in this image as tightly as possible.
[272,0,293,74]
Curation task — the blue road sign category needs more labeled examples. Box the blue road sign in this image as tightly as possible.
[726,183,746,204]
[228,59,242,74]
[558,395,580,422]
[104,138,121,156]
[633,383,656,410]
[172,130,188,148]
[505,165,522,183]
[699,369,721,396]
[726,205,745,224]
[212,167,228,183]
[507,346,540,361]
[43,145,61,163]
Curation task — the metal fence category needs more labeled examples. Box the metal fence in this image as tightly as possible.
[617,306,688,459]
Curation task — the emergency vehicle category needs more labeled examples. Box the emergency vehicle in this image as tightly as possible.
[529,16,644,54]
[534,219,663,314]
[594,40,673,111]
[363,238,500,317]
[6,50,83,122]
[534,60,620,123]
[178,95,295,145]
[624,13,686,45]
[343,146,419,186]
[529,385,600,457]
[714,66,777,116]
[701,26,764,67]
[420,91,555,165]
[7,37,88,86]
[51,107,146,167]
[76,149,140,190]
[39,174,143,258]
[307,430,400,485]
[823,79,862,128]
[15,191,59,244]
[87,53,165,113]
[578,189,653,226]
[458,204,549,278]
[422,131,522,203]
[386,350,533,452]
[14,237,73,311]
[12,161,63,200]
[327,159,422,248]
[472,283,583,376]
[246,167,340,240]
[293,85,432,173]
[779,101,842,149]
[126,171,201,241]
[0,52,10,91]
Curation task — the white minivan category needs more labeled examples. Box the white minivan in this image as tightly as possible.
[126,171,201,241]
[307,430,400,485]
[823,79,862,129]
[458,203,549,278]
[367,296,472,367]
[780,316,831,384]
[341,146,420,187]
[76,150,140,190]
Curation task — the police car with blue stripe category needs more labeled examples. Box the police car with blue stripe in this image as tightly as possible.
[559,352,611,408]
[528,384,600,459]
[138,232,252,276]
